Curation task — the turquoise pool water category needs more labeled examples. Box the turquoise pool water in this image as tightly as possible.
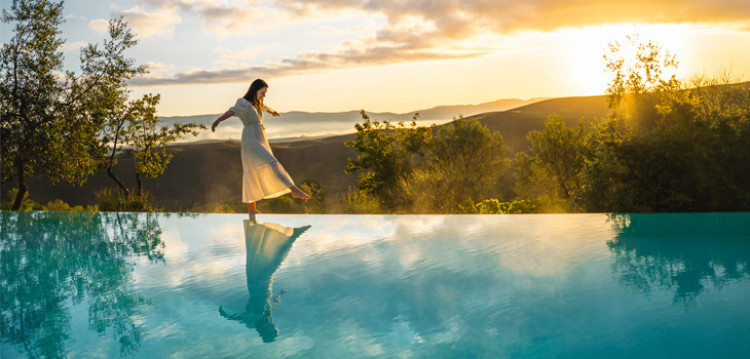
[1,211,749,358]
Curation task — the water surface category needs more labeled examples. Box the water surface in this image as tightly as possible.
[2,212,749,358]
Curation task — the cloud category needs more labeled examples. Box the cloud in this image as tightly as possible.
[60,41,87,52]
[87,19,109,33]
[128,0,750,86]
[145,61,177,72]
[272,0,750,45]
[197,4,258,37]
[129,2,490,86]
[63,13,86,21]
[129,46,485,86]
[212,43,282,60]
[133,0,272,37]
[90,2,184,39]
[275,0,750,31]
[120,6,182,38]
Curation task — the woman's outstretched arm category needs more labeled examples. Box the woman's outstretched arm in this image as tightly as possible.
[211,110,234,132]
[264,105,280,117]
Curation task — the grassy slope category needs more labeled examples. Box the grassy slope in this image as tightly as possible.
[470,95,609,153]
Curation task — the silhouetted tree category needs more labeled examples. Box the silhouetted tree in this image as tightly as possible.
[345,111,432,210]
[0,0,145,210]
[124,93,205,196]
[400,117,508,213]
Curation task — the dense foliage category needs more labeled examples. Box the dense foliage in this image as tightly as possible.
[1,0,204,211]
[0,1,140,210]
[514,37,750,212]
[344,36,750,213]
[344,111,433,211]
[345,113,508,213]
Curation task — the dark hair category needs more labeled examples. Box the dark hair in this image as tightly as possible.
[243,79,268,107]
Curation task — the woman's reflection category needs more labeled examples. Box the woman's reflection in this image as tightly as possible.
[219,214,310,342]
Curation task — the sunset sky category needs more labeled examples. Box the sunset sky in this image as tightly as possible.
[3,0,750,116]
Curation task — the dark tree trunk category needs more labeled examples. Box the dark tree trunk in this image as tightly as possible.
[106,120,129,197]
[107,165,130,197]
[11,158,27,211]
[136,172,143,196]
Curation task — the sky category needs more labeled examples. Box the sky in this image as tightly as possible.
[3,0,750,116]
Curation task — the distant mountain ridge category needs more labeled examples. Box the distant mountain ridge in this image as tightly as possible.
[469,95,610,152]
[161,97,546,143]
[162,97,545,123]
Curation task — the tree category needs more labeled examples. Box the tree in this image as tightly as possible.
[83,66,139,197]
[344,110,432,210]
[400,117,509,213]
[580,36,750,212]
[603,34,681,131]
[0,0,145,210]
[124,94,205,196]
[82,77,138,197]
[514,115,587,200]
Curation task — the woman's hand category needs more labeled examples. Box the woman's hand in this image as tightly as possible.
[270,110,280,117]
[212,110,234,132]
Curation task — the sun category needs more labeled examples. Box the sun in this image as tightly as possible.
[558,23,692,95]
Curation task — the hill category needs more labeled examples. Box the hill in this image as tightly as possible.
[14,94,609,211]
[162,97,543,143]
[470,95,609,152]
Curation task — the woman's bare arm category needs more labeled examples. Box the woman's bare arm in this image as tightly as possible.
[264,105,280,117]
[212,110,234,132]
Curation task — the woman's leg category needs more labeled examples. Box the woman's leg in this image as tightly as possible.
[289,186,311,199]
[248,201,261,214]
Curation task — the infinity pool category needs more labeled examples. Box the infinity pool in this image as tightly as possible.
[2,211,749,358]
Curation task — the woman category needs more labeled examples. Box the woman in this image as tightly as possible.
[212,79,310,214]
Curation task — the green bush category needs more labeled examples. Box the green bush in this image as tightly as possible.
[211,203,242,213]
[339,188,383,214]
[344,111,433,211]
[470,198,571,214]
[258,196,296,213]
[96,187,158,212]
[42,199,98,212]
[296,179,327,214]
[1,188,41,210]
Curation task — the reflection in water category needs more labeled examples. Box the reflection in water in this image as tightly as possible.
[607,213,750,305]
[219,214,310,343]
[0,211,166,358]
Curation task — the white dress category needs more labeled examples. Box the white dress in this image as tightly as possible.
[229,98,295,203]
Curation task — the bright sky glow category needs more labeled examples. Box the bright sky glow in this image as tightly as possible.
[2,1,750,116]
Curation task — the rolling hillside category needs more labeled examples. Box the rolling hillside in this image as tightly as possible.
[162,97,543,143]
[471,95,609,152]
[16,94,610,211]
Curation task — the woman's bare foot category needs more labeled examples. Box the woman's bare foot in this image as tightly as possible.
[290,186,311,199]
[248,202,261,214]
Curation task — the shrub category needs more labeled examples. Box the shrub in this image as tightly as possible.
[339,188,383,214]
[258,196,296,213]
[470,198,571,214]
[211,203,241,213]
[42,199,98,212]
[96,187,158,212]
[296,179,327,214]
[1,188,41,210]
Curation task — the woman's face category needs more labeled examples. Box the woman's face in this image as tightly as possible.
[256,86,268,102]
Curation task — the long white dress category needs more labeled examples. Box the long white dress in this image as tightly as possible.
[229,98,295,203]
